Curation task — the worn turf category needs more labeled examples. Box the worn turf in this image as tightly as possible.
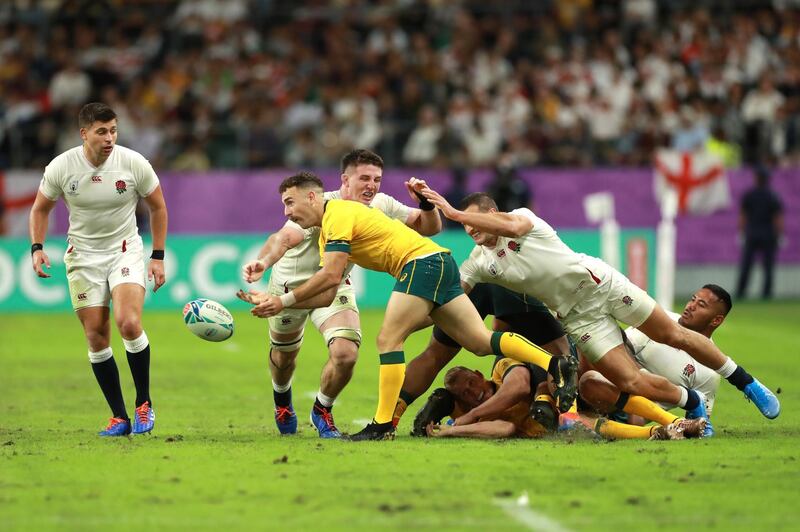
[2,301,798,530]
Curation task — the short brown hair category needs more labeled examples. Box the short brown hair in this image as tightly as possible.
[460,192,498,211]
[341,149,384,173]
[279,171,324,194]
[78,103,117,128]
[443,366,472,391]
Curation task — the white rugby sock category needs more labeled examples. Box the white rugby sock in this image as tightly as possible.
[272,379,292,393]
[676,386,689,409]
[88,347,113,364]
[716,357,737,378]
[316,391,335,408]
[123,332,149,354]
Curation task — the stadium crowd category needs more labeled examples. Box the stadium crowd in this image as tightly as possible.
[2,0,800,170]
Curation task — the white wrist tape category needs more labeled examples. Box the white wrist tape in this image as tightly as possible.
[279,291,297,307]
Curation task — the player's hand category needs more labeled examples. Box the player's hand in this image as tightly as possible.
[417,186,460,220]
[242,259,266,283]
[404,177,429,203]
[251,294,283,318]
[236,288,268,305]
[31,250,51,278]
[148,259,166,293]
[426,421,444,437]
[452,412,476,426]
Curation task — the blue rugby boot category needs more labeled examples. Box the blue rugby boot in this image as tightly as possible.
[310,404,342,439]
[743,378,780,419]
[685,392,714,438]
[99,417,131,437]
[275,405,298,435]
[132,401,155,434]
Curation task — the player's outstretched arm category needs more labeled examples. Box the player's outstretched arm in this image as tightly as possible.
[243,251,349,318]
[454,366,530,426]
[144,185,168,292]
[29,191,57,278]
[416,185,532,238]
[242,222,305,283]
[427,420,516,439]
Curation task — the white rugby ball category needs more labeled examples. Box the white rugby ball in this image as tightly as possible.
[183,298,234,342]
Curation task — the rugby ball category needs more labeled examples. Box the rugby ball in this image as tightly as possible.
[183,299,234,342]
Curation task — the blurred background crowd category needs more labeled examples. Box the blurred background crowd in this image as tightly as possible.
[2,0,800,171]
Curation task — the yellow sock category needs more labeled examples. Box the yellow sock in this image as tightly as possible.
[618,394,680,426]
[392,398,408,427]
[493,332,552,371]
[595,418,657,440]
[375,352,406,424]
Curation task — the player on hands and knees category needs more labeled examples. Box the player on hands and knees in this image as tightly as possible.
[240,149,441,438]
[415,187,779,429]
[29,102,168,436]
[239,172,577,441]
[391,282,573,433]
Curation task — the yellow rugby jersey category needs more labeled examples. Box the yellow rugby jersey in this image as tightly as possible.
[319,199,447,278]
[483,358,547,438]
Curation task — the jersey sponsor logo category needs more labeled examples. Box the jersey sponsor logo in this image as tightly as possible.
[67,180,80,195]
[682,363,696,378]
[399,272,408,282]
[115,180,127,194]
[281,317,292,325]
[622,295,633,306]
[497,249,506,258]
[77,292,87,301]
[339,295,348,305]
[91,175,102,183]
[283,281,289,294]
[508,241,521,253]
[121,267,130,277]
[488,262,498,276]
[579,333,591,343]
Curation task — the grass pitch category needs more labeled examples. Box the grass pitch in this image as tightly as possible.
[2,301,799,530]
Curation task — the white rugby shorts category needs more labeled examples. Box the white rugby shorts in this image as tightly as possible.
[64,238,146,310]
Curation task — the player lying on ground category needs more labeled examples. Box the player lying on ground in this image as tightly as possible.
[392,282,572,430]
[238,172,578,441]
[414,187,780,429]
[579,285,731,437]
[29,102,167,437]
[239,149,441,438]
[422,364,705,440]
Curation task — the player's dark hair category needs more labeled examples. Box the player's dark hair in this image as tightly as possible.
[460,192,498,211]
[341,149,384,172]
[703,284,732,315]
[78,103,117,128]
[443,366,473,390]
[279,171,324,193]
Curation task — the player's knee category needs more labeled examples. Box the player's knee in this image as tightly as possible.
[117,316,142,339]
[578,371,605,404]
[329,341,358,369]
[84,329,109,352]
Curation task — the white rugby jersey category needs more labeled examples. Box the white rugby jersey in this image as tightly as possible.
[626,311,720,413]
[269,191,413,289]
[460,208,607,316]
[39,145,159,253]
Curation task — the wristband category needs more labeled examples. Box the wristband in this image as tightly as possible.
[31,243,44,255]
[413,190,435,211]
[279,291,297,307]
[150,249,165,260]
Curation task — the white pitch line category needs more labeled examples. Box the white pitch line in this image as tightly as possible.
[493,498,572,532]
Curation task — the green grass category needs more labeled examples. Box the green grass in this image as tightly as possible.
[2,301,799,530]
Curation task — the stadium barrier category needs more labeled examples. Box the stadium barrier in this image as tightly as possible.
[0,229,655,312]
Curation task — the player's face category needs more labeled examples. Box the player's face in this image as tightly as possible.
[80,119,117,162]
[678,288,724,331]
[282,187,321,228]
[342,164,382,205]
[449,371,494,409]
[463,205,498,247]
